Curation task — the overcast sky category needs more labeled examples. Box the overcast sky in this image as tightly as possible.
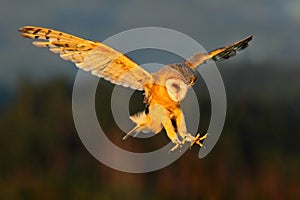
[1,0,300,89]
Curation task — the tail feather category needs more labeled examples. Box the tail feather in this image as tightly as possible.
[122,126,139,140]
[122,111,151,140]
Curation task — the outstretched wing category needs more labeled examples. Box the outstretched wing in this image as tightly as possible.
[19,26,153,90]
[184,35,253,69]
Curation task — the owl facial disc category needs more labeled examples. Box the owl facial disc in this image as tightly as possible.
[165,78,188,102]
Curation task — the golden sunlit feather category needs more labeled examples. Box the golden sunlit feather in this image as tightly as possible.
[19,25,252,151]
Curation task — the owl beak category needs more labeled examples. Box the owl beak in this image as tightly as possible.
[189,76,197,86]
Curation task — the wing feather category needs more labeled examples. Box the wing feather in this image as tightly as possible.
[184,35,253,69]
[19,26,152,91]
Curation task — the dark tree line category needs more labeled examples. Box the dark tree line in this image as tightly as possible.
[0,64,299,199]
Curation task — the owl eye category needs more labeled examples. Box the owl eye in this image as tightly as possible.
[165,79,188,102]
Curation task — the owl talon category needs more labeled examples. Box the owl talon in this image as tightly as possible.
[190,133,207,148]
[181,133,195,144]
[169,139,183,152]
[169,143,181,152]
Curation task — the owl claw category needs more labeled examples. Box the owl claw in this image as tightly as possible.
[179,133,207,148]
[169,143,181,152]
[169,139,183,152]
[169,133,208,152]
[190,133,207,148]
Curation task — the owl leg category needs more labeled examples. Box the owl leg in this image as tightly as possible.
[172,107,188,137]
[172,107,207,148]
[163,118,182,152]
[172,107,194,142]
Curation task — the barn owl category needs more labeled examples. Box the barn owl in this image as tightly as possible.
[19,26,252,152]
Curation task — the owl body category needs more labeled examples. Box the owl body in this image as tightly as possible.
[144,64,196,105]
[19,26,252,151]
[127,64,199,146]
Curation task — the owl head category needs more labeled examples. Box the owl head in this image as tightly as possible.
[153,63,197,103]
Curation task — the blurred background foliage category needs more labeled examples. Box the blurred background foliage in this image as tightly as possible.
[1,0,300,199]
[0,64,299,200]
